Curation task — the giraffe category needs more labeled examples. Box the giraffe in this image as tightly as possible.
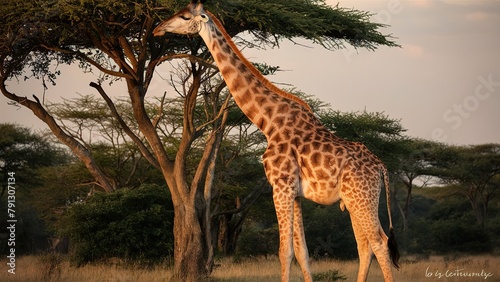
[153,1,400,281]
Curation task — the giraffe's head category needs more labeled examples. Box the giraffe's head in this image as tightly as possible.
[153,0,209,37]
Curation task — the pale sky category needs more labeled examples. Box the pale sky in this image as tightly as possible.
[1,0,500,145]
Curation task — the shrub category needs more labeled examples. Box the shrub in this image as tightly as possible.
[61,184,174,266]
[431,218,491,254]
[313,270,347,281]
[236,225,279,257]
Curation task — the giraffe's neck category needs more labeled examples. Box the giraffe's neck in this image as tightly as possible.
[199,12,311,136]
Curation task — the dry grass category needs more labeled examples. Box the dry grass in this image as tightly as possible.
[2,254,498,281]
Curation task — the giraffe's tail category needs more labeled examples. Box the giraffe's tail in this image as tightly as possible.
[381,164,401,269]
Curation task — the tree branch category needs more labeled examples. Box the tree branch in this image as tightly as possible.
[0,79,117,192]
[39,44,133,79]
[118,36,138,70]
[157,54,218,70]
[89,81,160,170]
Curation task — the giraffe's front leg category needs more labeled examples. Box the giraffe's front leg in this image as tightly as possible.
[273,188,295,282]
[264,152,303,281]
[293,197,313,282]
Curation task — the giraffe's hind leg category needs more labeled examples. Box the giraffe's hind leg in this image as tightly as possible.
[350,209,395,282]
[349,213,373,282]
[371,226,394,282]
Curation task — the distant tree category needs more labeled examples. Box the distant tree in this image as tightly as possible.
[426,144,500,226]
[0,123,68,198]
[395,138,439,231]
[47,94,166,188]
[0,123,70,253]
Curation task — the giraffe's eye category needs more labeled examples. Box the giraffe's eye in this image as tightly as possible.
[179,14,191,20]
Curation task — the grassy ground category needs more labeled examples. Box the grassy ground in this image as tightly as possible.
[1,254,497,281]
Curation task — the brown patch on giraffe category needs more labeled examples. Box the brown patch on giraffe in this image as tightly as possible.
[301,144,311,155]
[303,133,313,143]
[291,137,302,147]
[311,141,321,150]
[296,119,305,129]
[310,152,322,166]
[271,132,283,143]
[290,110,301,118]
[268,92,279,103]
[216,52,228,62]
[273,116,285,128]
[221,66,235,77]
[237,62,246,73]
[315,168,329,181]
[232,76,244,92]
[214,27,222,37]
[323,143,333,153]
[282,128,291,139]
[221,42,231,54]
[303,122,313,131]
[323,155,334,168]
[263,106,273,117]
[245,104,258,120]
[216,38,224,47]
[272,155,284,167]
[242,73,251,84]
[255,117,267,131]
[255,96,267,107]
[293,128,304,136]
[277,142,289,153]
[230,55,237,65]
[281,159,292,173]
[277,103,289,114]
[211,41,218,51]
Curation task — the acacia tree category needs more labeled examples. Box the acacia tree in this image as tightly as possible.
[0,0,397,280]
[395,138,438,231]
[426,144,500,227]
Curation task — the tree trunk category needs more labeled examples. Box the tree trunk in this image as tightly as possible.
[403,178,412,232]
[462,187,484,227]
[214,180,269,255]
[221,213,243,255]
[171,202,208,281]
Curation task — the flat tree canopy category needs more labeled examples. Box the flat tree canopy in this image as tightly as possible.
[1,0,396,82]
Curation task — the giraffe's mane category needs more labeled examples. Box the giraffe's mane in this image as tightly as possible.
[206,11,313,112]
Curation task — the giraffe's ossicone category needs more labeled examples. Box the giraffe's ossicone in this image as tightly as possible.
[154,1,400,281]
